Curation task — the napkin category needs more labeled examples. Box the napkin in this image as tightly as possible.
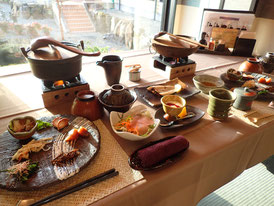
[136,135,189,168]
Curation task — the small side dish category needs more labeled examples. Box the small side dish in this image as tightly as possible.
[110,105,160,141]
[193,74,224,94]
[8,116,38,140]
[161,95,186,118]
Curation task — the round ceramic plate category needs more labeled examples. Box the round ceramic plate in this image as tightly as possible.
[128,136,189,171]
[155,105,205,129]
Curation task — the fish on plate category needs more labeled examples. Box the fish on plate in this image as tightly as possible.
[147,78,187,96]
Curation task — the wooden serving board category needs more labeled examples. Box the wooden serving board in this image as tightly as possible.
[0,115,100,191]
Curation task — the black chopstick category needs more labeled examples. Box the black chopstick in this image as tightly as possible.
[30,168,119,206]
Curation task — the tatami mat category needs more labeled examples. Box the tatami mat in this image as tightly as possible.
[197,156,274,206]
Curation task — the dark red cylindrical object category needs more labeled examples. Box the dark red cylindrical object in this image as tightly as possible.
[136,135,189,168]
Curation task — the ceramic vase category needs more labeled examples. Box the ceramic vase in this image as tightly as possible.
[239,58,263,74]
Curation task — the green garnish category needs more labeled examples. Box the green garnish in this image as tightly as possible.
[0,161,39,182]
[258,90,268,95]
[36,120,52,131]
[141,124,155,137]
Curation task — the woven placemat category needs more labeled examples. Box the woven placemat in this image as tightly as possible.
[0,119,143,206]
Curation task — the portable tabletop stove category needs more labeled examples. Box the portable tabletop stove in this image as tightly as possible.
[41,74,90,108]
[153,55,196,80]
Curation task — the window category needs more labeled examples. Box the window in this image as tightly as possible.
[223,0,256,11]
[0,0,164,67]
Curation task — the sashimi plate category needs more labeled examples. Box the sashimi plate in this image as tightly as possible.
[110,105,160,141]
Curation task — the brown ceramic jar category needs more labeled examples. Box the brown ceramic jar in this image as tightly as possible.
[71,90,103,121]
[239,58,263,74]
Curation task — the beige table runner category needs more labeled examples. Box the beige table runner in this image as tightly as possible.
[0,119,143,206]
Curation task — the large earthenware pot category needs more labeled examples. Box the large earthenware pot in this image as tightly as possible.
[239,58,263,74]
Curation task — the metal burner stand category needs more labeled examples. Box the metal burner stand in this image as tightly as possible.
[153,56,196,80]
[41,75,90,108]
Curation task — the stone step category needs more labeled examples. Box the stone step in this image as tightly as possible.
[63,14,88,19]
[62,9,87,14]
[68,26,95,32]
[66,18,91,24]
[62,7,85,11]
[60,4,95,33]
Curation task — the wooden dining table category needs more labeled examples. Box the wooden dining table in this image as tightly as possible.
[0,52,273,206]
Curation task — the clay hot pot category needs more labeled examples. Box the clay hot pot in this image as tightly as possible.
[21,37,100,82]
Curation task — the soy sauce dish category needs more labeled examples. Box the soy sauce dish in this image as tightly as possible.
[110,105,160,141]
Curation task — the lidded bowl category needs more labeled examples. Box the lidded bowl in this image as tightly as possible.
[98,84,137,113]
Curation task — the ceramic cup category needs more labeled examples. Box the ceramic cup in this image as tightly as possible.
[207,88,236,120]
[129,70,141,82]
[161,95,186,117]
[96,55,123,86]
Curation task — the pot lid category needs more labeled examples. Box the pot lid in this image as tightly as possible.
[27,45,78,60]
[234,87,257,99]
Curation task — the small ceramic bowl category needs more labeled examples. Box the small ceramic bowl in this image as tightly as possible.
[98,86,137,113]
[193,74,224,94]
[7,116,37,140]
[110,105,160,141]
[161,95,186,117]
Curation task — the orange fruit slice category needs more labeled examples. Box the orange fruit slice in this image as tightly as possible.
[178,107,187,119]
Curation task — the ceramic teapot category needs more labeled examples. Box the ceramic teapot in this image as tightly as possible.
[259,52,274,73]
[96,55,123,86]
